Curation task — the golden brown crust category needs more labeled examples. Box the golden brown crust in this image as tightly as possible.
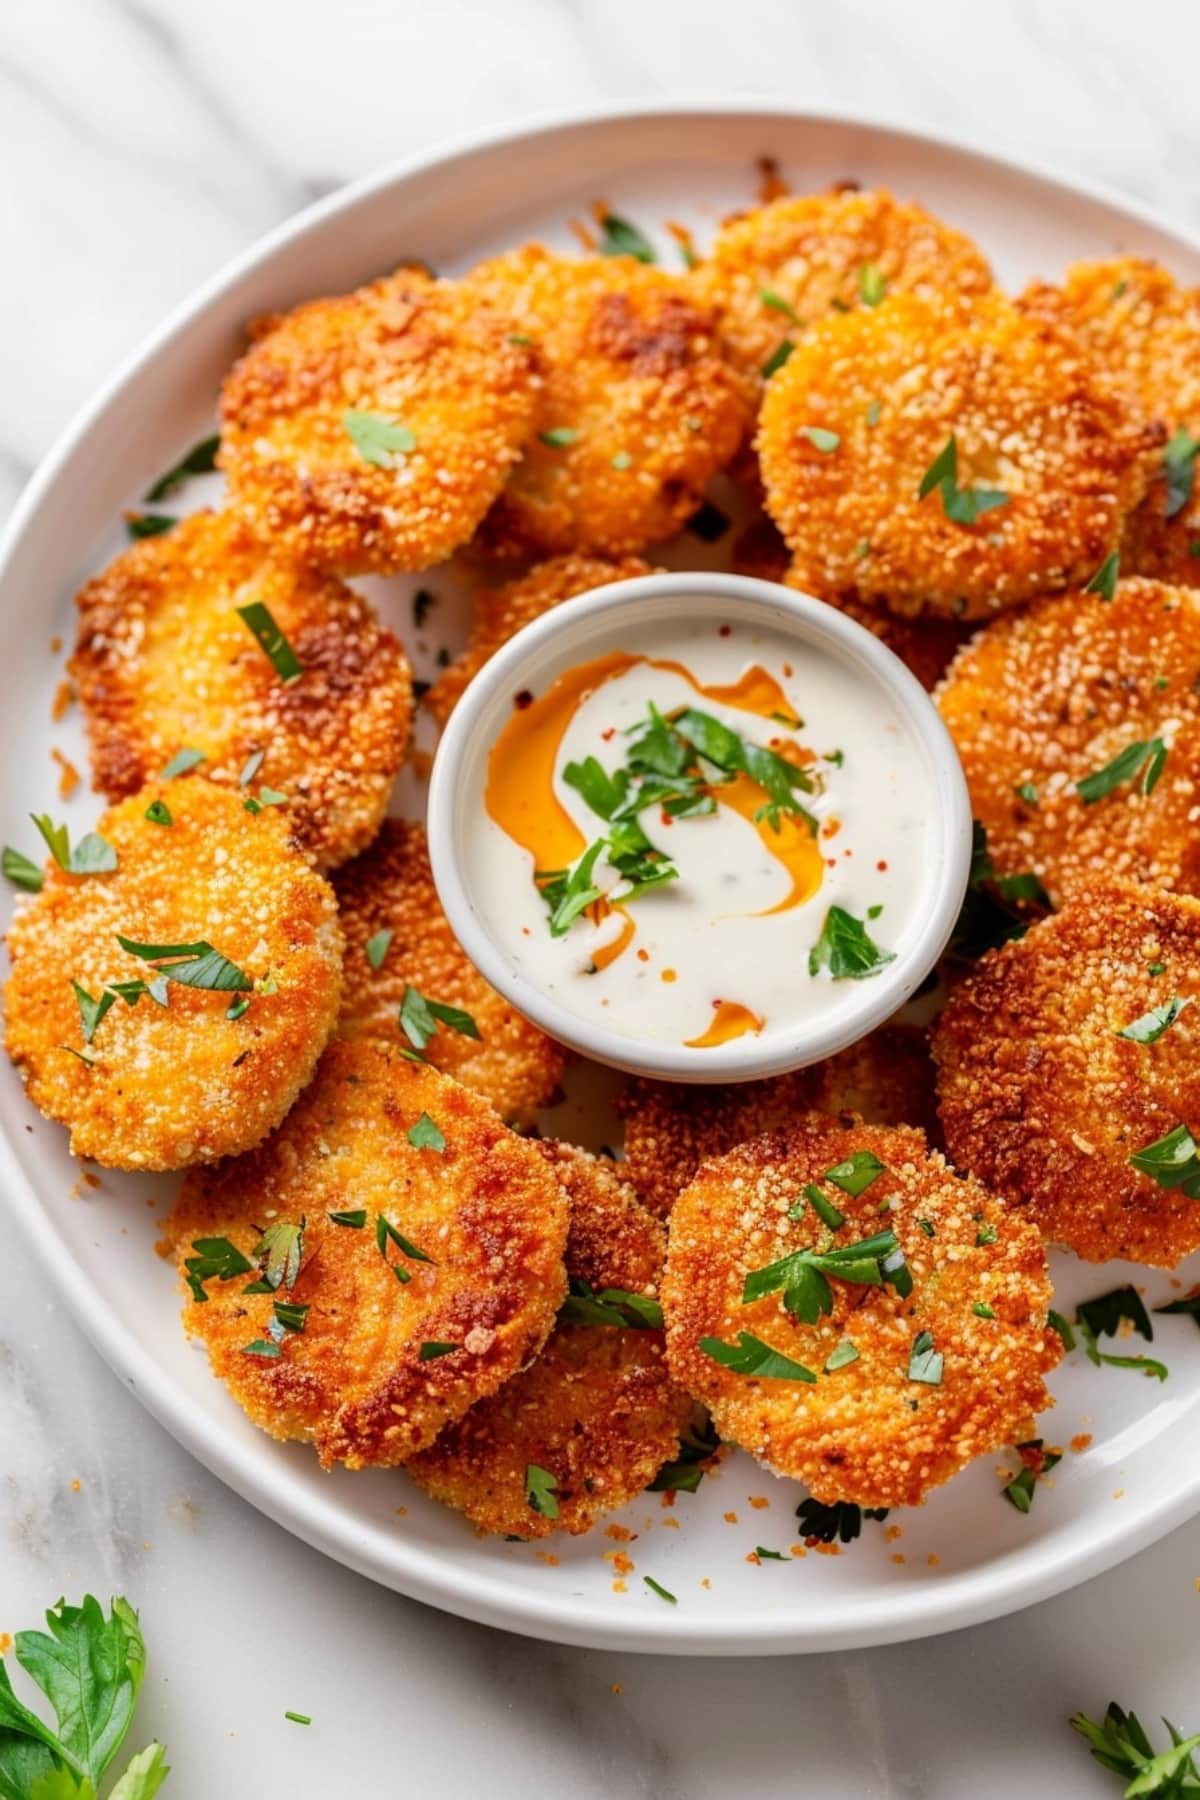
[69,511,412,870]
[218,268,541,574]
[663,1117,1058,1507]
[1020,258,1200,586]
[933,879,1200,1267]
[466,247,750,557]
[167,1040,568,1468]
[332,818,564,1124]
[695,187,993,388]
[935,577,1200,905]
[3,780,342,1169]
[425,553,653,728]
[757,291,1154,619]
[617,1023,937,1217]
[407,1141,687,1536]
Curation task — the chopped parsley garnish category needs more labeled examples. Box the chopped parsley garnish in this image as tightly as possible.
[1073,1285,1168,1380]
[242,1338,281,1359]
[419,1340,459,1361]
[284,1712,312,1726]
[183,1235,254,1302]
[648,1414,721,1494]
[754,1546,787,1561]
[699,1331,816,1381]
[973,1301,995,1319]
[1048,1308,1076,1351]
[407,1111,445,1152]
[1084,550,1120,600]
[642,1576,676,1604]
[524,1462,560,1518]
[1072,1701,1200,1795]
[161,746,206,778]
[824,1150,886,1195]
[399,985,481,1054]
[244,1218,305,1294]
[1163,425,1199,520]
[865,399,882,427]
[1076,737,1167,803]
[1130,1122,1200,1197]
[2,845,43,892]
[795,1497,888,1545]
[742,1229,912,1324]
[115,935,251,993]
[948,822,1050,960]
[907,1330,943,1385]
[1015,782,1039,804]
[126,511,177,539]
[1002,1438,1062,1512]
[975,1223,998,1246]
[538,426,578,448]
[560,1279,663,1330]
[596,210,656,263]
[762,339,794,379]
[759,287,802,324]
[802,1184,844,1231]
[343,409,417,466]
[800,426,840,453]
[808,904,895,980]
[32,814,117,877]
[272,1299,309,1334]
[1117,996,1190,1043]
[243,784,288,814]
[536,839,609,936]
[1155,1290,1200,1326]
[236,601,302,683]
[72,982,116,1044]
[824,1340,860,1372]
[375,1213,432,1282]
[144,432,219,501]
[611,450,633,470]
[143,798,172,826]
[363,928,393,971]
[328,1208,366,1228]
[238,749,265,787]
[917,434,1008,525]
[858,263,887,305]
[226,995,250,1021]
[686,500,730,542]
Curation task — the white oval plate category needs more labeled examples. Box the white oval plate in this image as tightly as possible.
[3,104,1200,1657]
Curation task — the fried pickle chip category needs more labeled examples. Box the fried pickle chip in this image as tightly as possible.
[219,268,540,574]
[425,553,652,728]
[617,1023,936,1217]
[4,780,341,1169]
[757,291,1153,619]
[333,817,564,1123]
[936,578,1200,905]
[1020,258,1200,585]
[70,511,412,870]
[467,246,750,557]
[663,1117,1058,1508]
[696,187,992,388]
[933,879,1200,1267]
[167,1040,568,1468]
[407,1141,688,1536]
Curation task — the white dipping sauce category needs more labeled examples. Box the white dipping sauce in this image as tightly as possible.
[469,612,934,1054]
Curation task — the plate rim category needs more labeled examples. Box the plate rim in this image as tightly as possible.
[4,98,1200,1656]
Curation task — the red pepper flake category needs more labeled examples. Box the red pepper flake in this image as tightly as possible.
[877,859,889,871]
[600,727,616,741]
[756,155,790,203]
[718,624,732,637]
[659,810,674,827]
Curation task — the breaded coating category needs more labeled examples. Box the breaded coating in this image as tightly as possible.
[4,781,341,1169]
[166,1040,568,1468]
[933,880,1200,1267]
[695,187,992,388]
[617,1023,937,1217]
[425,553,652,728]
[936,578,1200,905]
[663,1118,1058,1508]
[219,268,541,575]
[333,818,564,1124]
[408,1141,688,1536]
[757,291,1154,619]
[69,511,412,870]
[1020,258,1200,586]
[467,246,750,557]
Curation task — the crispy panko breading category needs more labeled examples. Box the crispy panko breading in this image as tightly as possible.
[617,1023,937,1217]
[663,1117,1058,1508]
[695,187,993,388]
[333,817,564,1124]
[407,1141,689,1536]
[4,781,341,1169]
[219,268,541,575]
[936,578,1200,905]
[425,553,653,727]
[757,291,1154,619]
[466,246,750,557]
[1020,257,1200,586]
[166,1040,568,1468]
[933,880,1200,1267]
[69,511,412,870]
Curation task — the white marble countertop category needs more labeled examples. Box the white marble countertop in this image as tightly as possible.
[3,2,1200,1794]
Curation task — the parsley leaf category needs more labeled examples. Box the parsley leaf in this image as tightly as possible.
[328,1209,367,1229]
[183,1236,253,1302]
[247,1219,305,1293]
[1002,1438,1062,1513]
[858,263,887,306]
[907,1329,943,1385]
[824,1340,860,1372]
[759,286,802,324]
[917,434,1008,525]
[143,799,172,827]
[525,1463,560,1519]
[800,426,840,452]
[115,936,251,993]
[407,1112,445,1152]
[795,1498,888,1545]
[1084,550,1120,601]
[596,211,656,263]
[235,601,302,683]
[824,1150,886,1196]
[1117,996,1190,1043]
[808,904,895,980]
[126,512,177,540]
[144,433,219,502]
[1078,1285,1154,1345]
[363,929,392,971]
[699,1331,816,1381]
[1163,426,1199,521]
[343,409,417,466]
[1130,1123,1200,1197]
[537,839,607,937]
[1076,737,1168,803]
[72,982,116,1045]
[1071,1701,1200,1794]
[538,426,578,448]
[648,1414,721,1494]
[32,815,117,877]
[161,746,206,779]
[2,845,43,892]
[418,1341,459,1361]
[559,1279,663,1330]
[398,986,481,1054]
[643,1576,677,1604]
[762,339,794,379]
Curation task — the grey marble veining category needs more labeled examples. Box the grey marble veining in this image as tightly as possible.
[2,2,1199,1794]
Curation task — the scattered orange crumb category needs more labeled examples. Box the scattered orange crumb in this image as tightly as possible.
[748,1495,769,1510]
[0,1633,10,1655]
[51,748,80,799]
[51,678,74,721]
[745,1551,761,1565]
[659,1490,677,1509]
[570,217,599,253]
[756,155,790,203]
[926,1555,939,1567]
[661,969,677,984]
[409,749,434,780]
[723,1511,738,1525]
[610,1683,623,1696]
[700,1577,711,1589]
[83,1171,102,1190]
[536,1551,559,1567]
[1070,1434,1094,1454]
[606,1551,635,1576]
[885,1525,903,1542]
[1194,1577,1200,1594]
[891,1553,906,1565]
[815,1542,842,1557]
[605,1524,635,1542]
[70,1479,82,1493]
[395,1505,408,1517]
[1113,1489,1125,1500]
[789,1544,807,1558]
[612,1579,627,1594]
[49,635,62,654]
[661,1516,680,1530]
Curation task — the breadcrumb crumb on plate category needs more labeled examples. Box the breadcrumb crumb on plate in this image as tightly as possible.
[3,779,342,1169]
[694,187,993,389]
[333,817,564,1124]
[69,511,413,870]
[165,1040,568,1468]
[407,1141,689,1537]
[936,578,1200,905]
[757,291,1154,618]
[663,1118,1058,1509]
[218,268,541,575]
[933,879,1200,1267]
[467,246,750,557]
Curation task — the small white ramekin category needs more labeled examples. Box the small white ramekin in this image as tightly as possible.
[427,572,971,1084]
